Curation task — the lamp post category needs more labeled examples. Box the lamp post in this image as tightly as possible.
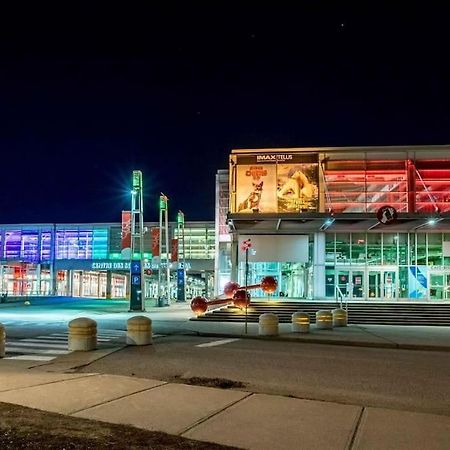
[176,211,186,302]
[129,170,145,312]
[157,193,170,306]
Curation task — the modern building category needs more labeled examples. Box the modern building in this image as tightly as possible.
[0,221,215,300]
[215,145,450,302]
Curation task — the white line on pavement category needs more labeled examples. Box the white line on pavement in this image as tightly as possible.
[4,355,56,361]
[196,338,241,348]
[5,347,69,355]
[10,340,69,348]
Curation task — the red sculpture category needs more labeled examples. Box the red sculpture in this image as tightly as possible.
[232,289,251,309]
[223,281,240,299]
[190,276,278,315]
[190,296,208,315]
[260,276,278,294]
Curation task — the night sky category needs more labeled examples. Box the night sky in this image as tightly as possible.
[1,4,449,224]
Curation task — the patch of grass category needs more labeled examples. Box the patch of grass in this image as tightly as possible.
[0,402,240,450]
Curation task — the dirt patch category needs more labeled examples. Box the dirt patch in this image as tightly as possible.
[174,376,246,390]
[0,402,240,450]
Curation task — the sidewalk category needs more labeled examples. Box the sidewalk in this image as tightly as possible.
[0,362,448,449]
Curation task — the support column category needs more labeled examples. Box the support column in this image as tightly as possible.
[36,264,41,295]
[231,233,239,283]
[51,264,57,296]
[106,270,112,299]
[313,232,326,299]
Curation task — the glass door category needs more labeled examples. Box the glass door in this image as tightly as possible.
[368,269,397,300]
[332,269,365,300]
[430,274,444,300]
[383,270,396,299]
[352,271,364,299]
[336,270,350,297]
[368,271,381,299]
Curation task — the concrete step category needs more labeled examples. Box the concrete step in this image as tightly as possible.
[190,301,450,325]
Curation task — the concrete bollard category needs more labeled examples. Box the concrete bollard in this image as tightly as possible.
[292,312,310,333]
[127,316,152,345]
[316,310,333,330]
[68,317,97,351]
[332,308,348,327]
[0,323,5,358]
[259,313,279,336]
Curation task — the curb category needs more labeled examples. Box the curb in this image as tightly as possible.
[190,330,450,352]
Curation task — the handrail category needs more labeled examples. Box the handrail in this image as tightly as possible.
[335,285,348,311]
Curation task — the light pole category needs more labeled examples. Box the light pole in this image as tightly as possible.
[158,193,170,306]
[129,170,145,312]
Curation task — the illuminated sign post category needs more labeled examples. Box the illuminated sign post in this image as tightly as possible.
[129,170,145,312]
[157,193,170,307]
[176,211,186,302]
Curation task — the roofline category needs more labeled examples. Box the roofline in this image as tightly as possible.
[231,144,450,154]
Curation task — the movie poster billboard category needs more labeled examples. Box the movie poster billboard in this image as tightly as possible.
[236,164,277,213]
[234,153,319,213]
[276,162,319,212]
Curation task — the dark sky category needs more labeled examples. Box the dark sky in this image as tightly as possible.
[1,4,449,223]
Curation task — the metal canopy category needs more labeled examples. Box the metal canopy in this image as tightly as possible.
[227,213,450,234]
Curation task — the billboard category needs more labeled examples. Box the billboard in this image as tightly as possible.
[234,153,319,213]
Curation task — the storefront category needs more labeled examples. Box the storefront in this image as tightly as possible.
[219,145,450,302]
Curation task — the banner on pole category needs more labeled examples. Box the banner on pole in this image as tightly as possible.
[171,238,179,262]
[121,211,132,249]
[151,228,160,257]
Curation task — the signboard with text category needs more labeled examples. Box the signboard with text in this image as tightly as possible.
[233,153,319,214]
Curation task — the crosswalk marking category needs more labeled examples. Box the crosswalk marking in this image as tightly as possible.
[3,329,127,362]
[5,355,56,361]
[5,347,69,355]
[7,341,69,348]
[196,338,240,348]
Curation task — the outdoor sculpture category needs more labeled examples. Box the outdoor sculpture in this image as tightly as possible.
[190,276,278,315]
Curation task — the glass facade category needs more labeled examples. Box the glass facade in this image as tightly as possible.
[325,232,450,300]
[174,227,215,259]
[0,221,215,299]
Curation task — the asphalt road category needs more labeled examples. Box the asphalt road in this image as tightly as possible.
[0,298,191,338]
[81,334,450,417]
[2,298,450,418]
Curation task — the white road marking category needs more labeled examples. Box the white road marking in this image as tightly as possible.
[8,341,68,348]
[5,347,69,355]
[5,355,55,361]
[196,338,240,348]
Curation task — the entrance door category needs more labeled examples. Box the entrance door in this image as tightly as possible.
[430,273,444,300]
[335,269,365,300]
[368,269,397,300]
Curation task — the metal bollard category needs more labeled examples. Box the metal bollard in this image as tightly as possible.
[315,310,333,330]
[292,312,310,333]
[259,313,279,336]
[127,316,152,345]
[332,308,348,327]
[68,317,97,351]
[0,323,5,358]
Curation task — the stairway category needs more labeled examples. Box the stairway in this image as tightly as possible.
[190,301,450,326]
